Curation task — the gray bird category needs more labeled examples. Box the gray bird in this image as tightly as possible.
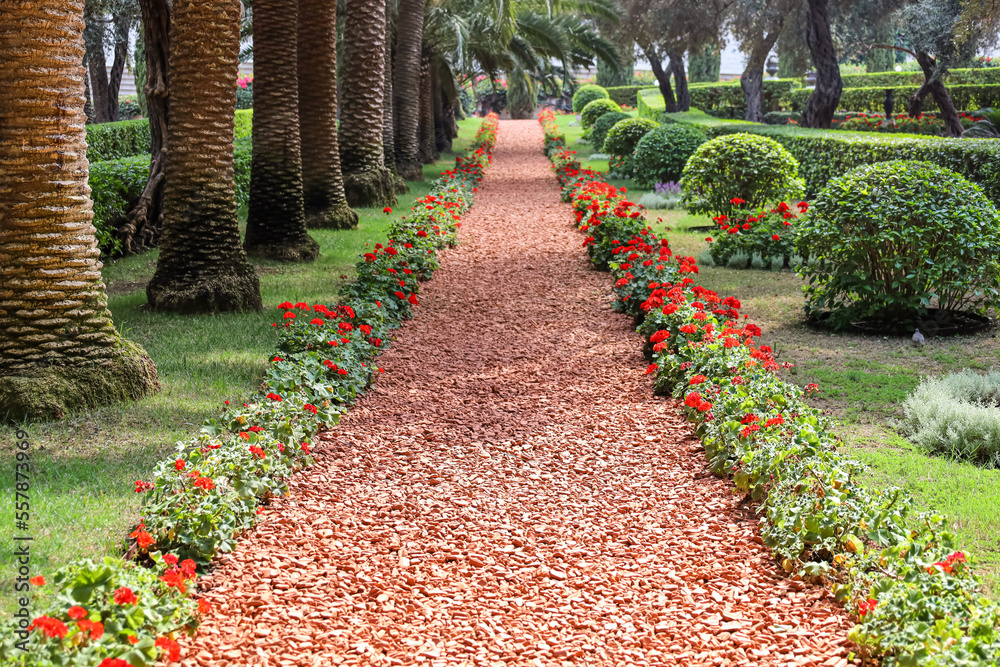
[912,328,926,346]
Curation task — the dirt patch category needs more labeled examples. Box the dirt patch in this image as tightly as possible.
[105,280,147,296]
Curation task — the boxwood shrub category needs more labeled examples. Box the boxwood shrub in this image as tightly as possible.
[670,111,1000,206]
[840,66,1000,89]
[572,84,609,113]
[797,160,1000,330]
[604,85,645,107]
[604,117,659,176]
[633,123,706,187]
[680,132,805,216]
[580,98,621,129]
[591,111,631,152]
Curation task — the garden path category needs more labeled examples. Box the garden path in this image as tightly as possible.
[181,120,856,667]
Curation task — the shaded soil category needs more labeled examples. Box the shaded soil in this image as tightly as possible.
[181,120,856,667]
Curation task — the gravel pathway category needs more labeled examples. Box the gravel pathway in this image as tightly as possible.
[181,120,856,667]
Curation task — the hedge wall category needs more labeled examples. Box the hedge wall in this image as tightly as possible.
[85,109,254,163]
[86,119,152,163]
[605,85,646,107]
[90,136,253,256]
[670,111,1000,205]
[788,83,1000,112]
[840,66,1000,89]
[637,80,802,120]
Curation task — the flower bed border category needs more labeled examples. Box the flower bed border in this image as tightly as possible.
[1,115,499,667]
[539,109,1000,667]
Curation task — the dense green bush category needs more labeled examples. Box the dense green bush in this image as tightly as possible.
[85,119,152,162]
[840,66,1000,89]
[671,111,1000,206]
[89,139,253,256]
[604,117,659,176]
[797,160,1000,330]
[680,132,804,216]
[118,96,142,119]
[580,98,621,129]
[604,85,645,107]
[689,78,800,113]
[633,123,707,187]
[234,109,253,139]
[902,370,1000,467]
[572,84,609,113]
[591,111,631,151]
[788,83,1000,113]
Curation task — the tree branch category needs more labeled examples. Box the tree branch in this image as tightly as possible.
[869,43,917,59]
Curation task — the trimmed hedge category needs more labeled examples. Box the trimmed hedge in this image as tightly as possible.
[86,110,253,163]
[670,111,1000,206]
[788,83,1000,113]
[840,66,1000,89]
[90,137,253,255]
[572,84,609,113]
[637,80,802,120]
[605,85,646,107]
[580,98,621,129]
[86,119,152,163]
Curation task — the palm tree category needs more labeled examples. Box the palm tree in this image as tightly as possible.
[394,0,425,180]
[244,0,320,260]
[147,0,262,313]
[339,0,396,208]
[419,54,439,163]
[0,0,157,421]
[297,0,359,229]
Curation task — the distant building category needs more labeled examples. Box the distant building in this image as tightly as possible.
[113,61,254,98]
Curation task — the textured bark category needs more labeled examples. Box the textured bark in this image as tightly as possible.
[643,46,677,113]
[83,60,95,123]
[118,0,170,254]
[907,52,963,137]
[107,13,130,107]
[0,0,157,421]
[244,0,319,262]
[85,9,114,123]
[668,50,689,113]
[147,0,262,313]
[742,25,783,123]
[438,83,453,152]
[418,55,438,163]
[383,1,408,194]
[339,0,396,207]
[802,0,841,129]
[393,0,424,180]
[297,0,358,229]
[433,70,448,152]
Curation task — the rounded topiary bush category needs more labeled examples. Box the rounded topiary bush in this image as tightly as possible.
[796,160,1000,330]
[633,124,707,188]
[580,98,621,130]
[591,111,631,152]
[572,84,609,114]
[604,117,659,176]
[679,133,805,216]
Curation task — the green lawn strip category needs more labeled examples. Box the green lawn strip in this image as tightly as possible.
[647,206,1000,600]
[0,119,479,614]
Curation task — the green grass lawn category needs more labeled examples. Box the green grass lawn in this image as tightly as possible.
[648,209,1000,598]
[0,120,480,614]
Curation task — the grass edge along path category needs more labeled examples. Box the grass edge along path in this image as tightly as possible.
[540,109,1000,666]
[0,119,482,616]
[0,115,498,667]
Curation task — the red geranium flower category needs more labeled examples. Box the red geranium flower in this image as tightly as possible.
[114,586,139,605]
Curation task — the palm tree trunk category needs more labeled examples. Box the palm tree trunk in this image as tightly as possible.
[147,0,262,313]
[439,84,455,152]
[433,71,447,152]
[419,54,437,163]
[0,0,157,421]
[339,0,396,207]
[118,0,169,254]
[244,0,319,262]
[298,0,359,229]
[383,0,408,194]
[393,0,424,180]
